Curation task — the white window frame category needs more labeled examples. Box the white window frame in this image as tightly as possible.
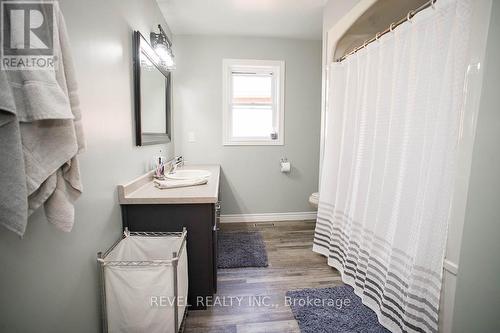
[222,59,285,146]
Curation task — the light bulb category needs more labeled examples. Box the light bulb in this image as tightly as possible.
[154,44,175,68]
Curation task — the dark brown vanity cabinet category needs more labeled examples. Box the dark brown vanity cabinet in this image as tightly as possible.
[121,202,219,309]
[117,165,221,310]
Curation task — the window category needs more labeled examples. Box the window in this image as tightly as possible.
[223,59,285,145]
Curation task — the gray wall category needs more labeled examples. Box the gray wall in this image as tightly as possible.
[0,0,174,331]
[452,2,500,332]
[173,36,322,214]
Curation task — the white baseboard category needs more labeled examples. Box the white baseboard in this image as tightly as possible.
[220,211,317,223]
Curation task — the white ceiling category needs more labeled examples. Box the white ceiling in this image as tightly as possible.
[156,0,327,40]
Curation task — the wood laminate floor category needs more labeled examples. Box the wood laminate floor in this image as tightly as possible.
[183,221,342,333]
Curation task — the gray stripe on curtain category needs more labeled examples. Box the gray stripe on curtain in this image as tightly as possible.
[314,238,438,333]
[313,233,440,321]
[316,215,442,287]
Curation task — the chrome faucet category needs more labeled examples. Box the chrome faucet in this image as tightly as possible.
[167,156,184,174]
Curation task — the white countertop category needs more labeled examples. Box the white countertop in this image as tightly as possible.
[118,164,220,204]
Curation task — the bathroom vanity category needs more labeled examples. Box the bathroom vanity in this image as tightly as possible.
[118,165,220,310]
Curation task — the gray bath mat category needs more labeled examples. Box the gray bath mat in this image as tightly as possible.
[286,285,390,333]
[217,231,268,268]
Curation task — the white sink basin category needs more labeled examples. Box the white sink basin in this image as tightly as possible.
[166,169,211,180]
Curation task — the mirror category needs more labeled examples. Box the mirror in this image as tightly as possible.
[133,31,171,146]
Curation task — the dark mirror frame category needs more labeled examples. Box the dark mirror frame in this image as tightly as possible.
[133,30,172,146]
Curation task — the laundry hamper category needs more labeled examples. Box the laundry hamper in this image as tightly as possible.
[97,228,188,333]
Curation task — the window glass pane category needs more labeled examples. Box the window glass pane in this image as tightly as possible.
[232,105,273,138]
[232,74,272,104]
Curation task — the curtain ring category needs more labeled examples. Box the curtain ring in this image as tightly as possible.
[375,32,381,42]
[407,10,415,22]
[431,0,436,9]
[389,22,396,32]
[363,40,368,48]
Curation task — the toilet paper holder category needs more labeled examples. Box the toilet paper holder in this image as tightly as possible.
[280,157,291,173]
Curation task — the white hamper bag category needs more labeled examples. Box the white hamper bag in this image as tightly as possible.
[98,229,188,333]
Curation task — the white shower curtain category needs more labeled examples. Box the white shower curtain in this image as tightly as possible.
[313,0,474,332]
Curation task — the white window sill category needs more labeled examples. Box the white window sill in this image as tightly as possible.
[223,139,284,146]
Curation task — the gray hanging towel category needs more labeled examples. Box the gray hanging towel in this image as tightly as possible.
[0,70,28,236]
[2,3,85,235]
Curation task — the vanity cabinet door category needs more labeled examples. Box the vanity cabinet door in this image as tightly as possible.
[121,203,214,310]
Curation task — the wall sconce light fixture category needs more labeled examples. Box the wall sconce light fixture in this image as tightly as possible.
[150,24,175,69]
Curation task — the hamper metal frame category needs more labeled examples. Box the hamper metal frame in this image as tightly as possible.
[97,227,187,333]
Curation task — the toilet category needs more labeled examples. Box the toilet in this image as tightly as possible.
[309,192,319,209]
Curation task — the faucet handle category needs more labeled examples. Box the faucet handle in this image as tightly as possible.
[175,156,184,167]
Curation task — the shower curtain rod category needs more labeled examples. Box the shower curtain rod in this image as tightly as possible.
[335,0,437,62]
